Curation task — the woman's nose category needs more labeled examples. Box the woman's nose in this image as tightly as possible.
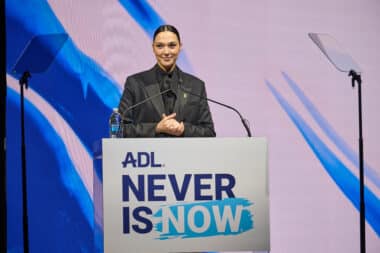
[163,46,170,54]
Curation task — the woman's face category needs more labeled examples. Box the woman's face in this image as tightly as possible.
[153,31,181,72]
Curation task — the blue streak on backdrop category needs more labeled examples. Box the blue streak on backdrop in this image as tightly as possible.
[266,79,380,236]
[154,198,253,240]
[6,0,121,154]
[282,71,380,190]
[5,0,124,252]
[6,88,94,252]
[119,0,164,37]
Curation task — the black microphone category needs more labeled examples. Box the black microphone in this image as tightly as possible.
[178,71,252,137]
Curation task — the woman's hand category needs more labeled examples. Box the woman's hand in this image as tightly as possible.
[156,113,184,136]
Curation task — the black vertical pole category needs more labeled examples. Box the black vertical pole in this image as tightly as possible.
[19,72,30,253]
[0,0,8,251]
[357,76,366,253]
[349,70,366,253]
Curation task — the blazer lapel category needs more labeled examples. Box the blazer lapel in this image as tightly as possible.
[145,83,165,117]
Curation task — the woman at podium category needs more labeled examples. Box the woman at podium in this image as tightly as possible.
[118,25,215,137]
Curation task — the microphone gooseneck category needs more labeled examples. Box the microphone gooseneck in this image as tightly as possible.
[178,72,252,137]
[122,88,172,118]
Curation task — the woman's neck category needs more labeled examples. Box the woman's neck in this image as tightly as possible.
[157,63,176,73]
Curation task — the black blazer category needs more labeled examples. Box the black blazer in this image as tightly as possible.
[118,66,216,137]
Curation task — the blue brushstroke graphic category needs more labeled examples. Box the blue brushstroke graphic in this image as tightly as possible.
[7,0,121,154]
[6,87,93,219]
[266,80,380,236]
[282,71,380,189]
[6,1,118,251]
[118,0,165,37]
[153,198,253,240]
[7,88,94,252]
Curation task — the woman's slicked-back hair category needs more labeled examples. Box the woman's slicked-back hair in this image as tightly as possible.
[153,24,181,43]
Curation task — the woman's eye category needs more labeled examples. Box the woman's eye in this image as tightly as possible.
[155,44,163,49]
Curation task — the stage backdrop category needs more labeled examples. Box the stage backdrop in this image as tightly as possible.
[5,0,380,252]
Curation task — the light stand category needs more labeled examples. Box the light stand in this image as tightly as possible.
[19,71,31,253]
[349,70,366,253]
[12,33,68,253]
[309,33,366,253]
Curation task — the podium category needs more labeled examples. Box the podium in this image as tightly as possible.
[94,138,270,253]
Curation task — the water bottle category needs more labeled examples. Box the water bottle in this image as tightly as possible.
[109,108,123,138]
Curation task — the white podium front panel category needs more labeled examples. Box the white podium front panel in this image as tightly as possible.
[102,137,269,253]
